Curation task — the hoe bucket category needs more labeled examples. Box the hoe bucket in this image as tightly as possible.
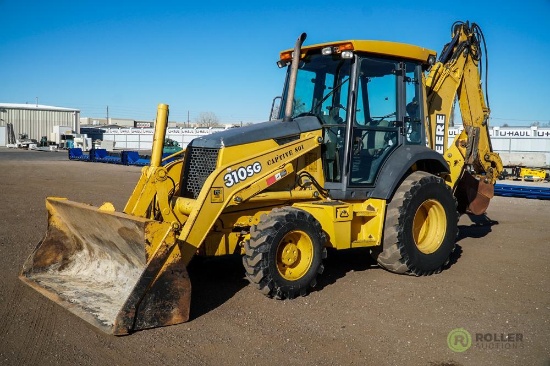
[19,197,191,335]
[455,171,495,215]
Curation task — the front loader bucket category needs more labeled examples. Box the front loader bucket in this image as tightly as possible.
[19,197,191,335]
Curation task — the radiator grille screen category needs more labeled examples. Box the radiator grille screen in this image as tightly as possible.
[182,147,219,199]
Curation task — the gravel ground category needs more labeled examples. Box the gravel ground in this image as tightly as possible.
[0,148,548,366]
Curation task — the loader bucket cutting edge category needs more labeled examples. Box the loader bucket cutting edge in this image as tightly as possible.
[19,197,191,335]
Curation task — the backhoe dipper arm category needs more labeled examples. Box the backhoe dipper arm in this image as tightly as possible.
[424,21,503,214]
[425,21,503,186]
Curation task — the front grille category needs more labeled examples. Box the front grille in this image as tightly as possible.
[182,147,220,199]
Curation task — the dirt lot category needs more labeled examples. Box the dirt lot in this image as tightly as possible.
[0,148,548,366]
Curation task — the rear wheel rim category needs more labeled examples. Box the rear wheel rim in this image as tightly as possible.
[276,230,314,280]
[413,199,446,254]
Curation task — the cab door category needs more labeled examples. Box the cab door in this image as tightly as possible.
[349,57,401,187]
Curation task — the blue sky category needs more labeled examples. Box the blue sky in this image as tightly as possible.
[1,0,549,126]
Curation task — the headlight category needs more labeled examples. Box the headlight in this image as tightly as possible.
[276,60,290,68]
[321,46,333,55]
[341,50,354,59]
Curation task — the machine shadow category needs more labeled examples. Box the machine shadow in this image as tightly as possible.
[187,255,248,320]
[314,248,379,291]
[457,213,499,241]
[187,248,380,318]
[445,213,500,269]
[443,214,498,270]
[186,217,489,318]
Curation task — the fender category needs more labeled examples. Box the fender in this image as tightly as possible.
[370,145,449,200]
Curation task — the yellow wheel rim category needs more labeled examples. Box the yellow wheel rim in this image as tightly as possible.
[413,199,447,254]
[276,230,314,280]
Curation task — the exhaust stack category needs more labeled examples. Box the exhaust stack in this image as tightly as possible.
[283,32,307,122]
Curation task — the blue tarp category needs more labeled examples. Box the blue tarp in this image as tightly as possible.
[494,183,550,200]
[122,151,179,166]
[68,149,181,166]
[68,148,90,161]
[92,149,122,164]
[122,151,150,166]
[69,148,123,164]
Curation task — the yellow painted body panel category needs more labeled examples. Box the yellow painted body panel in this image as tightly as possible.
[199,198,387,256]
[295,199,386,249]
[281,40,436,65]
[173,131,325,263]
[519,168,546,180]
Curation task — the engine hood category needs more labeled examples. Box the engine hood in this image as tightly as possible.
[188,116,322,149]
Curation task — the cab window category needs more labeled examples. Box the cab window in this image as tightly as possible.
[404,62,423,144]
[350,57,399,185]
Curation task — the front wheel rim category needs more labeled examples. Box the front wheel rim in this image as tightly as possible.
[276,230,314,280]
[413,199,447,254]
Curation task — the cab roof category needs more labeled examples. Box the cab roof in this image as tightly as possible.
[280,40,436,65]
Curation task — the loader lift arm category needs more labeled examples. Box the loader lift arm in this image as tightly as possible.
[425,21,503,214]
[124,104,185,224]
[172,131,323,265]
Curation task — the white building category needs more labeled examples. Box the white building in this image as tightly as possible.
[449,125,550,168]
[0,103,80,146]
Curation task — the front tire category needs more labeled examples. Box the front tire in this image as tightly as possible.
[243,207,327,299]
[372,171,458,275]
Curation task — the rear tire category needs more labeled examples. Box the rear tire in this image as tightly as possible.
[243,207,327,299]
[372,171,458,275]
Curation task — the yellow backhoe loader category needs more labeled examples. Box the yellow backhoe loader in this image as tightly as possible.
[20,21,502,335]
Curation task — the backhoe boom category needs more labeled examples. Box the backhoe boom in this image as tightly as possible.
[425,21,503,213]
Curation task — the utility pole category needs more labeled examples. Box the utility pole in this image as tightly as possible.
[106,106,109,124]
[187,110,190,128]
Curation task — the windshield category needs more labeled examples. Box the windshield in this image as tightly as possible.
[279,53,352,124]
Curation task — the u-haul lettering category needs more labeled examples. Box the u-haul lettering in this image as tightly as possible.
[435,114,446,154]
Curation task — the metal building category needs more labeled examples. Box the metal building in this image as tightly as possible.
[449,125,550,168]
[0,103,80,146]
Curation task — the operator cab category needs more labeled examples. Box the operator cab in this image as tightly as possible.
[277,40,434,199]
